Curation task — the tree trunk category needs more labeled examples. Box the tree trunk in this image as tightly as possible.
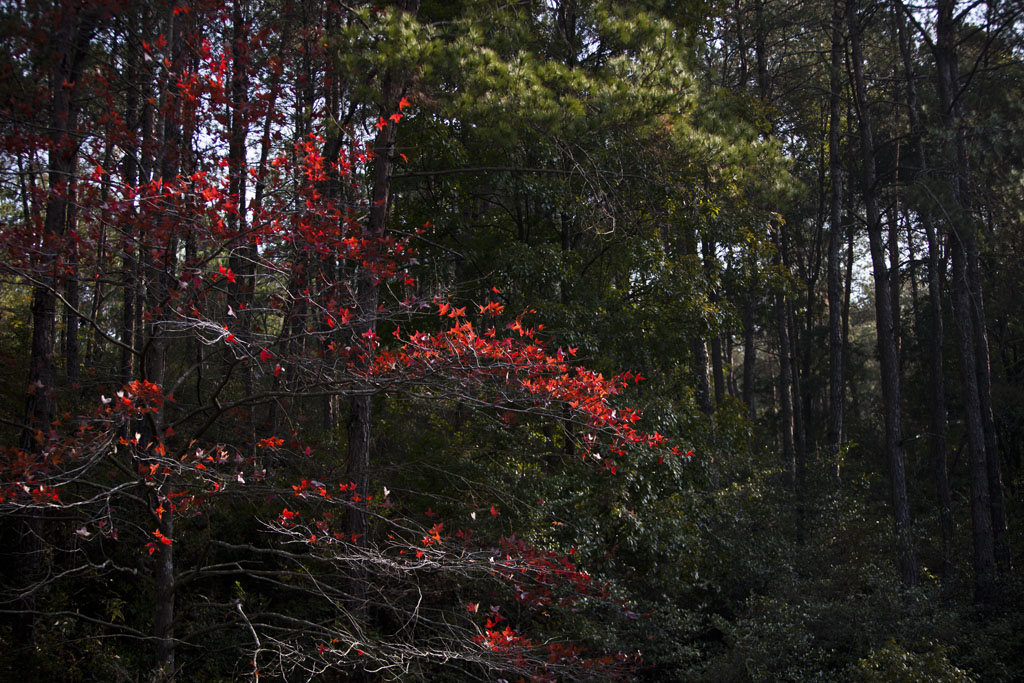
[149,9,184,675]
[775,265,796,489]
[17,5,95,643]
[888,208,902,363]
[62,194,80,386]
[827,0,845,484]
[743,294,757,421]
[227,0,257,458]
[951,237,995,600]
[849,0,916,588]
[692,336,713,415]
[791,304,806,542]
[935,0,999,599]
[703,240,726,406]
[895,0,953,581]
[967,240,1009,571]
[344,0,419,613]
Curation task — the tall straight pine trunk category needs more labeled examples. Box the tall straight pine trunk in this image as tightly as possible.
[16,5,95,644]
[826,0,845,484]
[894,0,953,581]
[935,0,1003,599]
[345,0,420,614]
[848,0,916,588]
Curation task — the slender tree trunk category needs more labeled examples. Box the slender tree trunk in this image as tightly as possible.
[119,14,143,387]
[149,9,184,676]
[925,220,954,580]
[703,240,726,406]
[345,90,398,549]
[344,2,420,618]
[849,0,916,587]
[888,208,902,362]
[895,0,953,581]
[743,294,757,421]
[843,221,855,421]
[905,212,919,330]
[16,6,95,644]
[726,331,739,397]
[86,140,113,368]
[970,245,1010,571]
[227,0,257,457]
[711,335,726,406]
[791,304,806,542]
[951,236,995,599]
[827,0,845,484]
[692,337,713,415]
[775,247,796,489]
[800,271,816,457]
[62,192,80,385]
[689,230,712,416]
[935,0,998,599]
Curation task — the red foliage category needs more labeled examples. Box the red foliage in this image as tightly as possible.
[0,3,679,678]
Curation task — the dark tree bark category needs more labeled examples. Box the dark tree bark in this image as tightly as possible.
[827,0,845,484]
[934,0,998,599]
[774,253,796,489]
[703,240,726,407]
[16,4,96,644]
[86,139,113,368]
[950,236,995,599]
[894,0,953,581]
[692,336,714,415]
[887,208,902,363]
[345,1,420,615]
[848,0,916,588]
[61,194,80,385]
[971,246,1011,572]
[752,0,795,488]
[791,302,806,542]
[148,8,186,676]
[227,0,257,457]
[711,332,726,406]
[743,293,757,421]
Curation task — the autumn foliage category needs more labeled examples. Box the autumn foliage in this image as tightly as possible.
[0,0,684,679]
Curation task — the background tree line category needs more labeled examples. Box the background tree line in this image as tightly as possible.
[0,0,1022,680]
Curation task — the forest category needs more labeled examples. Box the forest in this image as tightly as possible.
[0,0,1022,680]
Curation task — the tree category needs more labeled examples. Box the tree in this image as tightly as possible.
[0,1,680,679]
[848,0,916,588]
